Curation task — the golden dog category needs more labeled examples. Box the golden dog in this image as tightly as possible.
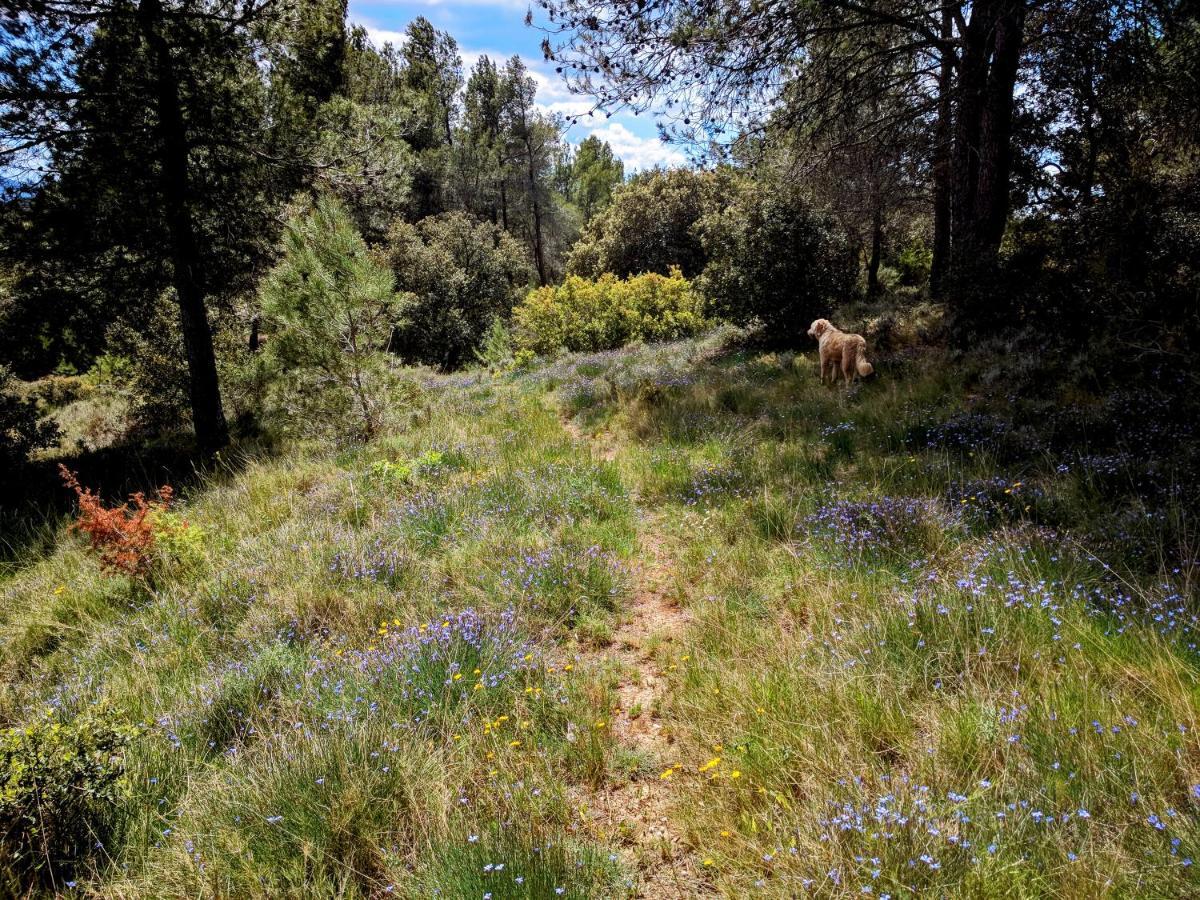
[807,318,874,384]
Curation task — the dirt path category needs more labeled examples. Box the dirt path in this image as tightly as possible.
[564,418,712,898]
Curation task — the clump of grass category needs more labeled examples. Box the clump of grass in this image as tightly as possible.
[406,825,625,898]
[485,542,627,627]
[801,494,958,565]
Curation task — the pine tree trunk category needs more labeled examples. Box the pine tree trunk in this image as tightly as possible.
[138,0,229,453]
[530,193,547,286]
[950,0,991,273]
[929,6,953,297]
[867,204,883,297]
[526,144,547,285]
[976,0,1026,254]
[949,0,1026,280]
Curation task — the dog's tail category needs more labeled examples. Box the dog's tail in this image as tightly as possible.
[854,340,874,377]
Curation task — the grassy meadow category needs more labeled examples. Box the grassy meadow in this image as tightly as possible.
[2,324,1199,897]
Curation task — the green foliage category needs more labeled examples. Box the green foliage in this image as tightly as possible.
[0,365,60,467]
[400,17,463,155]
[383,211,531,369]
[312,97,416,242]
[27,374,90,410]
[371,458,415,484]
[474,317,516,372]
[514,269,707,355]
[82,354,133,390]
[696,180,856,340]
[369,449,447,486]
[565,136,624,222]
[261,196,404,440]
[567,168,738,279]
[0,711,133,890]
[261,0,348,197]
[104,292,191,438]
[150,509,207,573]
[896,240,934,286]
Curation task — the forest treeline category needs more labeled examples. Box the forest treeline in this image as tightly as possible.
[1,1,624,452]
[2,0,1199,460]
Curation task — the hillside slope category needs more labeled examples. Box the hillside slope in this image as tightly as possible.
[2,332,1198,898]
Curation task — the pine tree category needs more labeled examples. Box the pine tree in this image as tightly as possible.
[260,197,402,440]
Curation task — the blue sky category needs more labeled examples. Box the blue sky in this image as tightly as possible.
[347,0,687,171]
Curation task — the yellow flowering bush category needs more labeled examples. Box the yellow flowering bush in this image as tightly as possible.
[513,269,707,356]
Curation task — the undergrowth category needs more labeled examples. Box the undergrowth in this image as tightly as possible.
[2,328,1198,897]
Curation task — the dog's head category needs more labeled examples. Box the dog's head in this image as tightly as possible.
[807,318,831,339]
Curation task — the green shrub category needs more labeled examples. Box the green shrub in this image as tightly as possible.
[474,317,516,373]
[27,374,92,410]
[896,240,934,286]
[369,449,451,487]
[382,212,531,370]
[696,179,855,342]
[566,167,739,279]
[81,354,133,389]
[151,509,207,573]
[0,365,60,467]
[0,711,133,890]
[513,269,707,355]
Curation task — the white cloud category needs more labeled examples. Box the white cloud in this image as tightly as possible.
[471,52,684,171]
[457,50,595,118]
[362,26,408,47]
[575,121,687,171]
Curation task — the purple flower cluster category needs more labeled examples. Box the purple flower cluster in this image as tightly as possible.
[907,412,1013,454]
[329,539,410,584]
[491,544,624,620]
[165,608,543,757]
[684,462,750,506]
[803,497,951,559]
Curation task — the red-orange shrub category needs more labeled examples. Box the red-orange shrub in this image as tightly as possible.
[59,465,174,577]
